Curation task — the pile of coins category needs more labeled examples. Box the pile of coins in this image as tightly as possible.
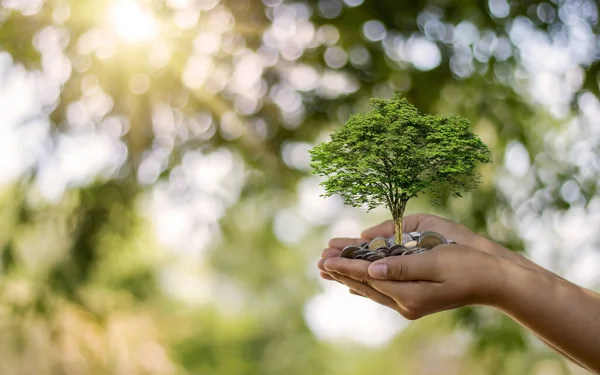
[340,231,455,262]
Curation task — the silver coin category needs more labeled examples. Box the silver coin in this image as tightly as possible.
[358,251,375,261]
[389,244,407,256]
[409,231,421,240]
[417,231,447,249]
[340,246,361,259]
[412,248,428,254]
[375,248,388,257]
[369,236,388,251]
[404,240,418,248]
[386,236,396,247]
[360,241,370,249]
[405,247,428,255]
[388,244,407,253]
[364,253,384,262]
[417,230,447,242]
[352,249,370,259]
[401,233,412,244]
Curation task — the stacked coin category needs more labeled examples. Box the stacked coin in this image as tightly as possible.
[339,231,456,262]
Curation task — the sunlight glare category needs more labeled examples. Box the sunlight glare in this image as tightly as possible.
[109,0,159,42]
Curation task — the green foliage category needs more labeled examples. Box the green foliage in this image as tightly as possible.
[310,94,491,219]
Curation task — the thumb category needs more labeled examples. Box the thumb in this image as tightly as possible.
[360,220,394,239]
[368,252,441,282]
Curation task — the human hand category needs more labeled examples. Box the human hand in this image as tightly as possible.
[357,213,494,254]
[316,213,512,319]
[321,244,507,320]
[317,215,600,371]
[318,213,525,282]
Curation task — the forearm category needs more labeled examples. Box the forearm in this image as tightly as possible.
[480,239,591,369]
[479,236,545,272]
[495,259,600,373]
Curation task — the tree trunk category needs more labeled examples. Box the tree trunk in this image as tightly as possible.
[394,218,402,245]
[392,199,408,244]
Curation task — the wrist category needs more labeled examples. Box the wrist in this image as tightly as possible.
[485,256,543,311]
[478,236,538,270]
[477,255,521,308]
[474,234,497,255]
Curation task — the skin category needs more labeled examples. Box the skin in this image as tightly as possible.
[317,214,600,374]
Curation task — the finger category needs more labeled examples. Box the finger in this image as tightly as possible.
[368,278,441,320]
[349,289,365,297]
[323,257,371,284]
[330,273,396,308]
[320,270,346,285]
[321,247,341,259]
[368,251,442,282]
[317,254,342,272]
[361,214,439,240]
[360,220,394,239]
[328,237,365,250]
[402,214,433,233]
[360,214,432,239]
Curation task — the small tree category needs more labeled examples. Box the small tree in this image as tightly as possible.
[309,94,491,244]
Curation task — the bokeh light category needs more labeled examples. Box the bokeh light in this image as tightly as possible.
[108,0,160,42]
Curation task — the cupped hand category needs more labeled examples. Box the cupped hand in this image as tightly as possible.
[322,244,507,320]
[318,213,525,282]
[360,213,493,254]
[318,213,487,281]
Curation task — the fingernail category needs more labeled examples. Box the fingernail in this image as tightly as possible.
[369,263,387,279]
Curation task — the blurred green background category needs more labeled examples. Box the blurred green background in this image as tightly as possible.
[1,0,599,374]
